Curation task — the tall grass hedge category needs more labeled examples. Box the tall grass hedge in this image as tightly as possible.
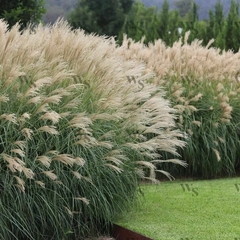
[118,33,240,178]
[0,19,185,239]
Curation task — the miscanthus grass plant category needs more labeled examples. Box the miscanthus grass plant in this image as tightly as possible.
[117,32,240,178]
[0,19,185,239]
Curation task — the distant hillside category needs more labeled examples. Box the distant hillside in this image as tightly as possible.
[43,0,77,23]
[43,0,234,24]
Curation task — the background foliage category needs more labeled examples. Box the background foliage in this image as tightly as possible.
[119,0,240,52]
[0,0,45,29]
[68,0,133,36]
[42,0,234,23]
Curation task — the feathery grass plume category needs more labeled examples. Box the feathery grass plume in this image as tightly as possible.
[22,166,35,179]
[117,31,240,178]
[42,170,58,180]
[0,19,185,239]
[35,180,45,188]
[0,95,9,102]
[39,111,61,124]
[37,155,52,168]
[38,125,59,135]
[14,175,25,192]
[21,128,34,139]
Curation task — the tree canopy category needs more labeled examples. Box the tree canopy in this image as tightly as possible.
[68,0,133,37]
[0,0,46,29]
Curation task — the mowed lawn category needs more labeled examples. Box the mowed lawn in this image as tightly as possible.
[116,177,240,240]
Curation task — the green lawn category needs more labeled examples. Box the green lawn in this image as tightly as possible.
[116,177,240,240]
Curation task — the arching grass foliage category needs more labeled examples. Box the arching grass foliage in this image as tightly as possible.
[0,19,185,239]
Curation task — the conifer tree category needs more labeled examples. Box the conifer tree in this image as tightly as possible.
[168,10,182,46]
[118,2,159,43]
[214,0,225,49]
[225,0,240,52]
[207,10,215,40]
[158,0,170,43]
[215,0,224,33]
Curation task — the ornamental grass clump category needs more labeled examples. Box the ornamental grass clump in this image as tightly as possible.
[0,19,185,239]
[117,32,240,178]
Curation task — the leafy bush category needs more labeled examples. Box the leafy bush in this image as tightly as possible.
[0,19,185,239]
